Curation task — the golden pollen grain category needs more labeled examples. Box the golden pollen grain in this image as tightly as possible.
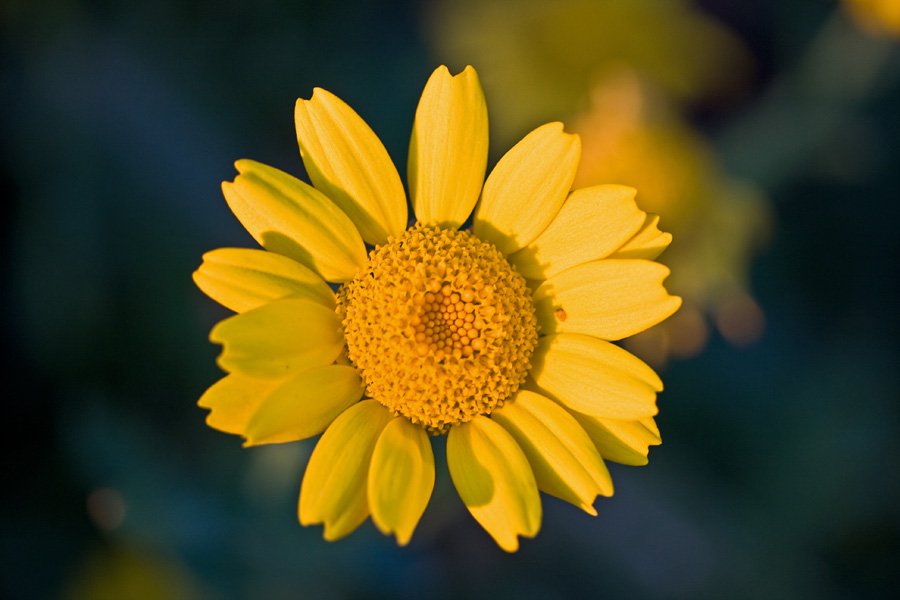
[337,224,538,434]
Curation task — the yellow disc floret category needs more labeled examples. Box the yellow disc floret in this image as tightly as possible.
[338,224,538,434]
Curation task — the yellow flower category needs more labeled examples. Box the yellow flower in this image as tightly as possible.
[193,66,681,551]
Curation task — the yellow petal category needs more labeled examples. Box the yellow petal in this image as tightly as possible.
[609,214,673,260]
[295,89,407,245]
[222,159,367,283]
[408,65,488,228]
[447,416,541,552]
[534,259,682,341]
[193,247,335,313]
[299,400,394,540]
[530,333,662,420]
[492,390,612,515]
[198,373,282,438]
[571,413,661,466]
[640,416,661,438]
[209,298,344,379]
[367,417,435,546]
[244,365,364,446]
[507,185,646,280]
[473,122,581,255]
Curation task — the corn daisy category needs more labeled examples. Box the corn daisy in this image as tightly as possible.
[194,65,680,551]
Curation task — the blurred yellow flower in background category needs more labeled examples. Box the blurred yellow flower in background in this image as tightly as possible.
[429,0,770,364]
[194,66,680,551]
[427,0,753,150]
[62,545,202,600]
[572,69,769,364]
[843,0,900,37]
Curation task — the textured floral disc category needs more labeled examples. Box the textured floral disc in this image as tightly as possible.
[338,224,538,434]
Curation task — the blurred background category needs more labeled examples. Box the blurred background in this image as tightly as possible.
[3,0,899,598]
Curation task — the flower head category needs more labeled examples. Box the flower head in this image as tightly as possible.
[194,65,680,551]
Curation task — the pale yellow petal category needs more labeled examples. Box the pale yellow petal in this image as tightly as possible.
[507,185,646,280]
[530,333,662,420]
[295,89,407,245]
[492,390,612,515]
[198,373,282,438]
[299,400,394,540]
[571,413,661,466]
[243,365,364,446]
[408,65,488,228]
[447,416,541,552]
[609,214,673,260]
[534,259,682,341]
[193,247,335,313]
[209,298,344,379]
[367,417,435,546]
[473,122,581,255]
[222,159,367,282]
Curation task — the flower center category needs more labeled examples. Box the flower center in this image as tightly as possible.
[337,224,538,434]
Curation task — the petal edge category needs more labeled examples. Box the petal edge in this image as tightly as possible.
[193,247,335,313]
[222,160,367,283]
[492,390,613,514]
[295,89,407,245]
[530,333,661,420]
[534,259,682,341]
[368,418,435,546]
[299,400,394,540]
[507,185,645,280]
[474,122,581,255]
[209,297,344,379]
[447,416,541,552]
[409,65,488,228]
